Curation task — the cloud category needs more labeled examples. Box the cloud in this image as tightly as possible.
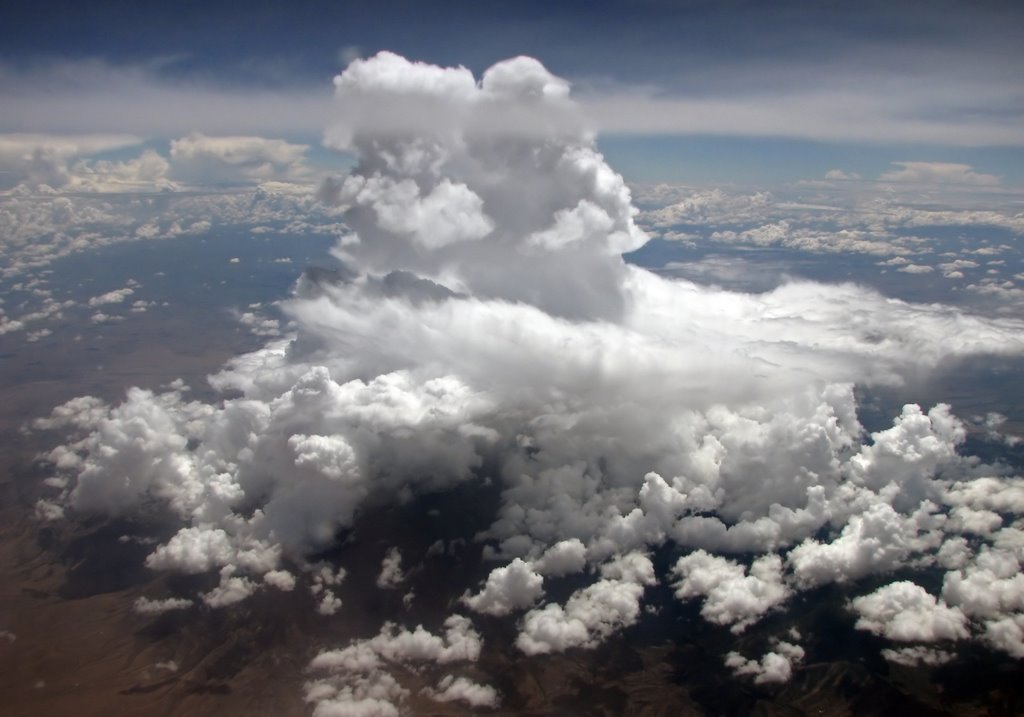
[846,403,966,509]
[376,547,405,590]
[0,130,312,198]
[879,161,1001,186]
[88,286,134,306]
[462,558,544,616]
[533,538,587,577]
[424,674,499,709]
[169,133,310,185]
[851,581,969,642]
[0,132,142,189]
[133,596,193,615]
[306,615,486,715]
[724,640,805,684]
[29,52,1024,696]
[982,615,1024,658]
[9,55,1024,147]
[824,169,861,181]
[881,646,955,667]
[146,527,238,573]
[515,553,655,655]
[944,477,1024,514]
[203,567,258,608]
[672,551,790,633]
[264,569,297,591]
[238,311,281,337]
[69,149,175,192]
[942,547,1024,621]
[579,87,1024,146]
[310,564,347,616]
[897,263,934,274]
[642,188,772,227]
[787,502,923,589]
[0,60,332,138]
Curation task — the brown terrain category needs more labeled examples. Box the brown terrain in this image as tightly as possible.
[2,307,1024,716]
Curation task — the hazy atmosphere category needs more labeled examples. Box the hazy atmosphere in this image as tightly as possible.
[2,2,1024,715]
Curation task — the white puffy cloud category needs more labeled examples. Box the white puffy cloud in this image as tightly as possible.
[424,675,499,709]
[0,133,142,189]
[942,548,1024,620]
[943,477,1024,514]
[376,547,405,590]
[168,133,310,185]
[533,538,587,577]
[317,592,342,617]
[330,175,493,251]
[982,615,1024,658]
[724,640,805,684]
[264,569,297,591]
[851,581,969,642]
[897,263,934,274]
[672,551,789,633]
[935,537,972,570]
[68,149,176,192]
[0,131,313,195]
[879,162,1001,186]
[641,188,772,227]
[203,567,258,608]
[306,615,484,716]
[88,286,135,307]
[516,553,654,654]
[788,502,926,589]
[238,311,282,337]
[946,506,1003,536]
[825,169,861,181]
[845,403,966,510]
[146,527,237,573]
[312,615,482,671]
[319,51,643,322]
[462,558,544,616]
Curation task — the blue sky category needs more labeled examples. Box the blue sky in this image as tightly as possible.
[1,0,1023,185]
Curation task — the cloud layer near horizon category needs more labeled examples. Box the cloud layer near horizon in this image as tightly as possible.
[2,43,1023,147]
[32,52,1024,712]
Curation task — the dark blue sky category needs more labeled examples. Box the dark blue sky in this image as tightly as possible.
[2,0,1022,184]
[4,0,1021,88]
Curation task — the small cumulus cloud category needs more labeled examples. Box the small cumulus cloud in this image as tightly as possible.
[88,286,135,306]
[825,169,861,181]
[896,263,935,274]
[376,547,406,590]
[725,640,805,684]
[306,615,487,714]
[879,161,1001,186]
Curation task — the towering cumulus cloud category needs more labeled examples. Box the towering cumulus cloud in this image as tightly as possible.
[35,52,1024,710]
